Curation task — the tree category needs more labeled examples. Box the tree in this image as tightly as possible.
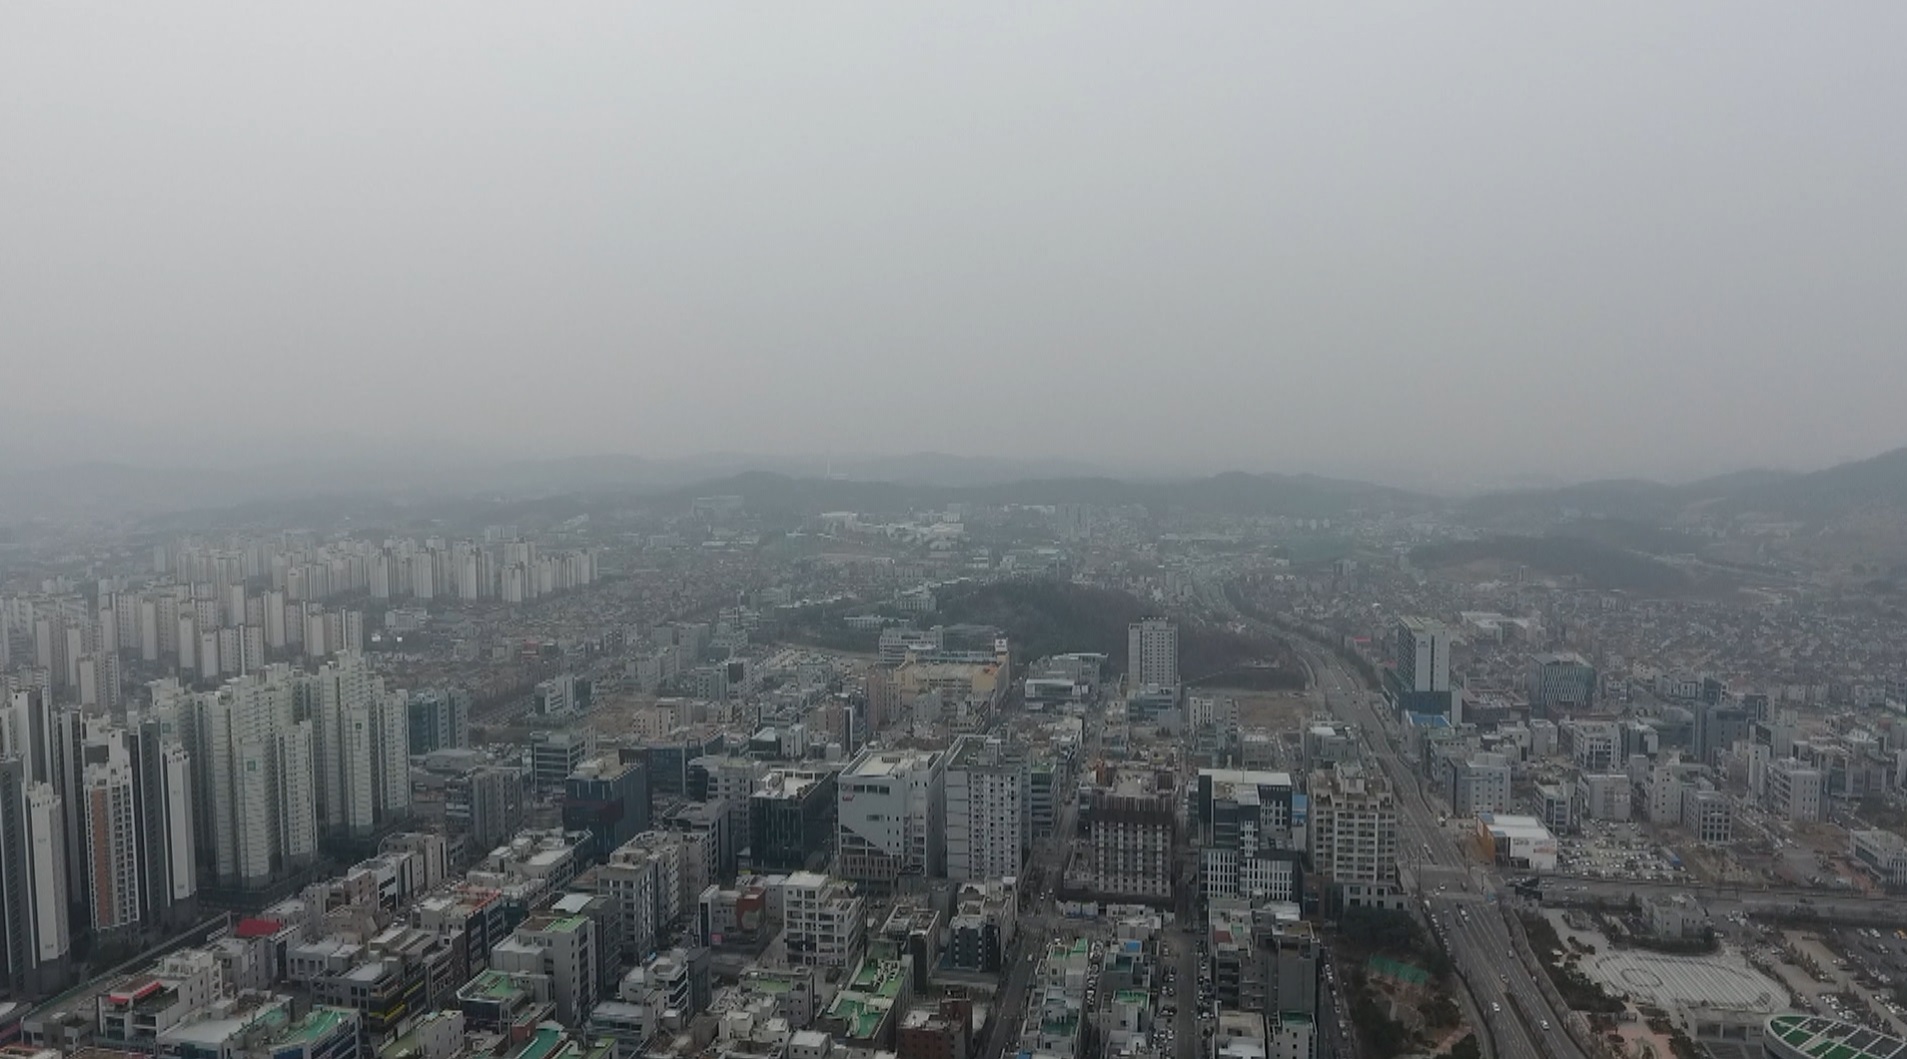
[1442,1033,1481,1059]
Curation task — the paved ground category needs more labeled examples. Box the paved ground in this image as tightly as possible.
[1579,949,1784,1013]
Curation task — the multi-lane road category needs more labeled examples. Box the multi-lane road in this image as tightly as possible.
[1299,639,1587,1059]
[1195,571,1587,1059]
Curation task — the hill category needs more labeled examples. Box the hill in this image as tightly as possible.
[640,470,1421,520]
[932,579,1301,685]
[1463,447,1907,528]
[1410,535,1695,593]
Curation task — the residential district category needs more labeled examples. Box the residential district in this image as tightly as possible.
[2,488,1907,1059]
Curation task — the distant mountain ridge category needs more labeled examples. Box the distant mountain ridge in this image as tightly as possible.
[6,444,1907,526]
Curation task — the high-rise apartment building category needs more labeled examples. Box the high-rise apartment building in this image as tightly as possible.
[188,668,319,888]
[81,735,142,933]
[1085,767,1176,899]
[0,752,73,994]
[1307,764,1400,911]
[1127,619,1179,689]
[312,654,411,837]
[943,736,1023,883]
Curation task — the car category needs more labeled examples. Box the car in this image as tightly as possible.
[1490,1003,1500,1013]
[1540,1020,1550,1030]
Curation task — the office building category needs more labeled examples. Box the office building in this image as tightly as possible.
[749,767,836,873]
[531,731,591,793]
[1199,769,1302,904]
[1452,753,1512,816]
[491,912,600,1025]
[407,690,469,755]
[1576,773,1632,822]
[837,748,945,890]
[1126,619,1179,690]
[1528,653,1597,714]
[563,758,651,863]
[1765,757,1824,823]
[1394,617,1450,693]
[943,736,1023,883]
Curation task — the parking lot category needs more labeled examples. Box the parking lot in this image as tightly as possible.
[1554,820,1691,883]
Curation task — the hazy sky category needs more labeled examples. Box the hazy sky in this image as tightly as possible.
[4,5,1905,485]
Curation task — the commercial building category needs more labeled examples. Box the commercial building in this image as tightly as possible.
[1198,769,1302,904]
[837,749,945,890]
[1850,829,1907,891]
[780,872,866,968]
[1474,814,1558,872]
[942,736,1022,883]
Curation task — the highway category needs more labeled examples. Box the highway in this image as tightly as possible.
[1306,639,1585,1059]
[1198,574,1586,1059]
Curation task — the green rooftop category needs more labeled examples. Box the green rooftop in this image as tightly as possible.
[515,1025,566,1059]
[466,970,529,1001]
[281,1009,348,1044]
[1766,1014,1907,1059]
[1114,990,1148,1007]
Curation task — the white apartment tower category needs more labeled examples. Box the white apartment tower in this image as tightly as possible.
[193,668,319,888]
[313,654,411,837]
[1127,618,1179,689]
[944,735,1024,883]
[1308,763,1401,910]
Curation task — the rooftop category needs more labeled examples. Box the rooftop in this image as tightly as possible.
[1766,1013,1907,1059]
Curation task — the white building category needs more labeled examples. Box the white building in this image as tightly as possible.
[780,872,866,968]
[193,668,320,888]
[943,735,1023,883]
[1394,617,1450,693]
[1765,757,1824,822]
[1127,619,1179,690]
[1475,813,1558,872]
[313,654,411,837]
[1308,764,1400,908]
[837,748,945,888]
